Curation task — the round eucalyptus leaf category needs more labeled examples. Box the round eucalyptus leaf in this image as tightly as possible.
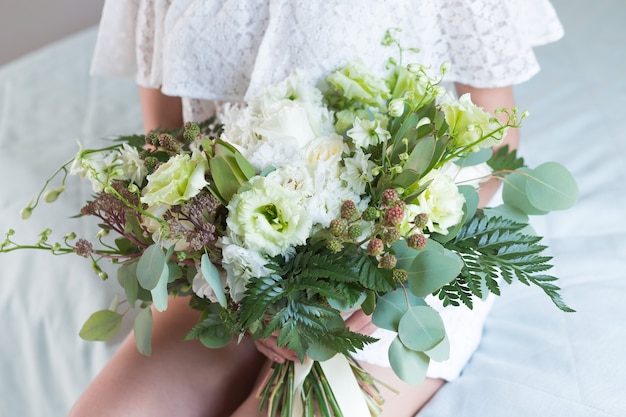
[502,168,548,215]
[388,336,430,386]
[150,266,170,312]
[483,204,529,224]
[133,306,153,356]
[408,249,463,297]
[424,333,450,362]
[137,244,167,290]
[455,147,493,167]
[398,306,445,351]
[372,289,426,331]
[458,185,479,222]
[307,341,336,362]
[79,309,123,341]
[526,162,578,211]
[117,260,139,307]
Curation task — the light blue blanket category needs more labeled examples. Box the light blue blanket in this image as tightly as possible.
[0,0,624,415]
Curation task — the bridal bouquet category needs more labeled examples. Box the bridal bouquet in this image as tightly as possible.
[1,35,577,416]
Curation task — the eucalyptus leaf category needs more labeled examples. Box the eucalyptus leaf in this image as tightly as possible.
[150,264,171,312]
[502,168,548,215]
[117,259,139,307]
[79,309,123,341]
[137,244,167,291]
[198,319,233,349]
[526,162,578,211]
[307,341,337,362]
[398,305,445,351]
[458,185,479,223]
[483,204,529,224]
[408,249,463,297]
[424,333,450,362]
[133,306,153,356]
[454,147,493,167]
[372,288,426,331]
[201,253,227,308]
[388,336,430,386]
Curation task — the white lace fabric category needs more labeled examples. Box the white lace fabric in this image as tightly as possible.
[90,0,563,380]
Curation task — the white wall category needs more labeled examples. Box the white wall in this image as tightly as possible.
[0,0,103,66]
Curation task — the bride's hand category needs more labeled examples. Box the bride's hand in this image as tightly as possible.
[343,308,378,336]
[253,334,300,364]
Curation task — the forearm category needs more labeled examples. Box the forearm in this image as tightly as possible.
[139,86,184,133]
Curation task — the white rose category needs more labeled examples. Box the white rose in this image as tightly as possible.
[254,100,317,148]
[304,133,347,169]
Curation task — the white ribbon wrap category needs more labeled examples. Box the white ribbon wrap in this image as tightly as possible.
[292,355,370,417]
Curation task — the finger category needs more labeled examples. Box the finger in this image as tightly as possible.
[345,308,378,335]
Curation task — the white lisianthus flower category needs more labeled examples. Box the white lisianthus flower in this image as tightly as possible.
[347,117,391,149]
[141,150,208,206]
[340,149,376,194]
[439,93,505,151]
[221,239,273,302]
[226,176,312,257]
[415,169,465,235]
[119,143,147,185]
[245,141,304,172]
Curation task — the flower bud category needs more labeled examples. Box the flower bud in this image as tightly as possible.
[406,63,423,74]
[407,233,427,250]
[381,188,398,206]
[326,238,343,253]
[388,98,405,117]
[340,200,358,220]
[20,206,33,220]
[413,213,429,229]
[347,224,362,240]
[329,219,347,237]
[378,254,397,270]
[44,186,65,203]
[392,269,408,283]
[384,205,404,227]
[64,232,77,240]
[361,206,379,222]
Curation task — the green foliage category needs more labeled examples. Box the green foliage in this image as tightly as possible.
[79,309,122,341]
[133,306,153,355]
[439,214,574,312]
[487,144,525,174]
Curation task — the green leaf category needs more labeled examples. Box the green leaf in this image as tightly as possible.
[424,333,450,362]
[455,147,493,167]
[502,168,548,215]
[403,136,436,176]
[526,162,578,211]
[327,291,367,312]
[209,157,242,203]
[137,244,167,290]
[458,185,479,224]
[186,317,233,349]
[397,306,445,351]
[150,267,170,312]
[408,249,463,297]
[372,288,426,331]
[388,336,430,386]
[79,309,123,341]
[133,306,153,356]
[201,253,227,308]
[483,204,529,224]
[117,260,139,307]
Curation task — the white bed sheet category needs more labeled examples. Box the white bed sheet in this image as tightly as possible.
[1,0,624,416]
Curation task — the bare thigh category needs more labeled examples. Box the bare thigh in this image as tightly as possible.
[359,362,444,417]
[68,296,266,417]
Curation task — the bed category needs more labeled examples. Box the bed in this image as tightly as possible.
[1,0,624,415]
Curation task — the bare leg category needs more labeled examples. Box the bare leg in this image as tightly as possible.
[139,86,184,133]
[359,362,445,417]
[68,296,266,417]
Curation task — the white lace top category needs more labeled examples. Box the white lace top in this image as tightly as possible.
[90,0,563,380]
[91,0,563,122]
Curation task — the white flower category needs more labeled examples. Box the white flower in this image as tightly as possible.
[226,176,312,257]
[304,133,347,170]
[192,268,228,303]
[119,143,147,185]
[140,150,208,206]
[254,100,317,148]
[265,163,315,198]
[221,238,273,302]
[70,144,124,192]
[340,149,376,195]
[253,70,323,109]
[414,169,465,235]
[438,93,505,151]
[347,117,391,149]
